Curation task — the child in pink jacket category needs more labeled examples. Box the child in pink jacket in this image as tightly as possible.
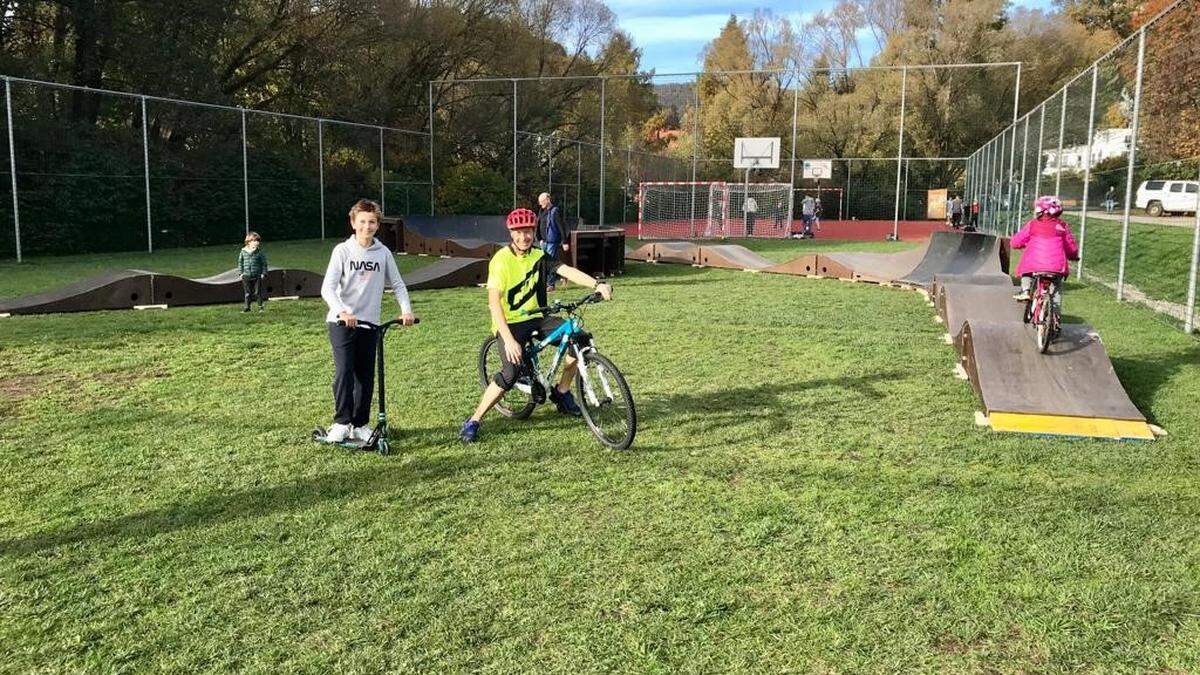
[1011,196,1080,308]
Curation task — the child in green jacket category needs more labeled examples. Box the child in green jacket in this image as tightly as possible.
[238,231,268,312]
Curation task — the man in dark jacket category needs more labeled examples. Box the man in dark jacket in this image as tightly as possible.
[537,192,570,290]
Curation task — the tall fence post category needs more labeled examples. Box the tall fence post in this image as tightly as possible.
[241,108,249,234]
[512,79,518,209]
[789,84,799,226]
[141,96,153,253]
[1007,64,1021,235]
[1078,65,1099,280]
[892,66,907,240]
[379,127,385,213]
[845,160,852,220]
[318,120,325,239]
[691,84,699,236]
[599,77,606,228]
[6,77,21,262]
[1117,29,1147,302]
[1186,162,1200,333]
[1055,87,1067,196]
[1033,105,1046,207]
[1018,114,1030,229]
[428,81,435,216]
[981,141,991,230]
[999,130,1009,233]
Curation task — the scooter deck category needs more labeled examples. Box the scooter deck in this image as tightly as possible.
[311,427,373,450]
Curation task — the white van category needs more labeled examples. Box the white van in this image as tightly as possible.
[1135,180,1199,216]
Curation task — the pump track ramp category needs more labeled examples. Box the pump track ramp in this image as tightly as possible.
[0,258,489,315]
[620,235,1154,440]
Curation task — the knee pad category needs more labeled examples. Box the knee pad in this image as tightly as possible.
[493,362,520,391]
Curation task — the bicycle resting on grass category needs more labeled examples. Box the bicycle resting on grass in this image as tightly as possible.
[461,208,635,449]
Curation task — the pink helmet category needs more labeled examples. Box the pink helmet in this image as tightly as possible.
[1034,195,1063,216]
[506,208,537,229]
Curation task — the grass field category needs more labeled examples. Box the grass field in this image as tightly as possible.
[1061,215,1199,307]
[2,244,1200,670]
[0,238,437,301]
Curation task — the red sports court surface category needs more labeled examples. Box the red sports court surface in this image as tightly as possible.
[621,219,955,241]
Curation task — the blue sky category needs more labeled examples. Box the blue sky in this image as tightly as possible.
[613,0,1059,75]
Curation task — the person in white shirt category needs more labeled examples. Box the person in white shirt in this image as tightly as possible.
[320,199,417,443]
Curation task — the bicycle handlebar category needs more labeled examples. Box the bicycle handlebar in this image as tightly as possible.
[337,317,421,329]
[526,291,604,317]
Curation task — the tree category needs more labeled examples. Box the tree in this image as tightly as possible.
[1131,0,1200,163]
[1054,0,1137,36]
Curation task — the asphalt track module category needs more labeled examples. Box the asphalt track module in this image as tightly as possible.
[958,320,1154,439]
[695,245,773,270]
[898,231,1008,287]
[618,232,1155,440]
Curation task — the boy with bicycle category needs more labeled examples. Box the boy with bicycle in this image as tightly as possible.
[460,207,612,444]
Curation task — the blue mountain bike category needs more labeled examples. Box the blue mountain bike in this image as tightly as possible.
[477,292,637,450]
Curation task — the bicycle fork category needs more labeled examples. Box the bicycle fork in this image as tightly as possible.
[571,343,616,408]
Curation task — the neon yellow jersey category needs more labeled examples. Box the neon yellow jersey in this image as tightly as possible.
[486,245,562,330]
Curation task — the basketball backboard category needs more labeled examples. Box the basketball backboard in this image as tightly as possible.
[734,137,781,169]
[802,159,833,180]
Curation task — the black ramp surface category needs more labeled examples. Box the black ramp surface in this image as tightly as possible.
[932,272,1013,292]
[822,243,930,283]
[899,231,1005,287]
[959,320,1146,420]
[937,281,1023,348]
[0,271,153,315]
[405,257,488,290]
[696,245,773,270]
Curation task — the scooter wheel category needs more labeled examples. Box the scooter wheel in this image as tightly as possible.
[311,427,326,442]
[376,438,390,456]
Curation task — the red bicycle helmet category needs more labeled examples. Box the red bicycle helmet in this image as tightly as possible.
[506,208,537,229]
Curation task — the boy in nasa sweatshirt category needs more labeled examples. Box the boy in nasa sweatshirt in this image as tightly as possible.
[320,199,417,443]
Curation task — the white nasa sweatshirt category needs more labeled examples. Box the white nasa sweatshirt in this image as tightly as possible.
[321,236,412,325]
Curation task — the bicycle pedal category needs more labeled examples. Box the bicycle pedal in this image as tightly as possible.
[531,381,547,404]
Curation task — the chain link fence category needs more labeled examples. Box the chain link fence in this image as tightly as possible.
[967,0,1200,332]
[0,76,431,261]
[432,63,1017,238]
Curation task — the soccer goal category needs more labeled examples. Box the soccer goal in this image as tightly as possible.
[794,187,844,222]
[638,181,793,239]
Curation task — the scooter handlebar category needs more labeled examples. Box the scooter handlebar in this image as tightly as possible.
[336,317,421,329]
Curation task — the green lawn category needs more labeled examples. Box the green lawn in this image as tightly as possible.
[1,261,1199,671]
[1062,214,1199,306]
[0,238,436,301]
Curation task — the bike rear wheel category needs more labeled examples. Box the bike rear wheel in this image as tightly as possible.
[574,350,636,450]
[1035,292,1052,353]
[478,336,536,419]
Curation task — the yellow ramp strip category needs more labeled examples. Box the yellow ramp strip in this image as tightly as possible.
[989,412,1156,440]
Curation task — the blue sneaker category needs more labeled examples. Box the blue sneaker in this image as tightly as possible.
[460,419,481,443]
[549,389,583,417]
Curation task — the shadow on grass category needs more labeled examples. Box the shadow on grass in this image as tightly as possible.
[635,370,908,442]
[0,458,484,558]
[1111,343,1200,413]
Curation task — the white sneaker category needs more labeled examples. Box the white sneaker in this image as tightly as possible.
[325,423,353,442]
[352,426,373,444]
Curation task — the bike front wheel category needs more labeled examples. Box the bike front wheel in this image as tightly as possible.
[479,336,537,419]
[574,350,636,450]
